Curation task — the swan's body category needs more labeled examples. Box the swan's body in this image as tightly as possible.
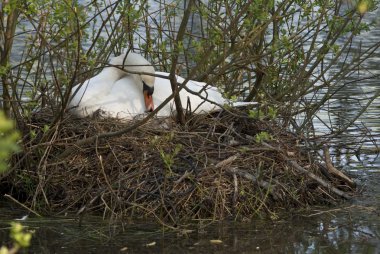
[69,67,125,117]
[95,71,227,119]
[69,53,251,120]
[69,53,155,118]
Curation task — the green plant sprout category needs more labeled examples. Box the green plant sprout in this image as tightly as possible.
[255,131,273,143]
[160,144,183,174]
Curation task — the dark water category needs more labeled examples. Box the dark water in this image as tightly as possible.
[2,2,380,254]
[0,190,379,254]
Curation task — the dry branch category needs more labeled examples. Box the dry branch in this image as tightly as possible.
[323,146,356,188]
[4,194,42,217]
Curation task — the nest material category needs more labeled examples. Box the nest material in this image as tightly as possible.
[5,108,354,223]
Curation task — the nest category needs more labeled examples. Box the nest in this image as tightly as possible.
[3,108,355,224]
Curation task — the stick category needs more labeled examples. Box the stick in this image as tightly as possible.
[232,172,238,210]
[4,194,42,217]
[215,155,237,168]
[323,146,356,188]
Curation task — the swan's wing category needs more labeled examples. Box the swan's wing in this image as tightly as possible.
[154,71,226,114]
[69,78,113,117]
[99,76,146,119]
[69,79,93,108]
[180,80,226,113]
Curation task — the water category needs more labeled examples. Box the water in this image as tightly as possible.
[0,194,379,253]
[1,1,380,253]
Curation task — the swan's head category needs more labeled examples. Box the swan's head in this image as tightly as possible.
[110,53,155,112]
[141,73,155,112]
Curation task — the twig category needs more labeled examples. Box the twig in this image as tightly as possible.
[168,0,196,124]
[305,205,376,217]
[232,172,238,211]
[215,155,237,168]
[323,146,356,188]
[174,170,191,184]
[4,194,42,217]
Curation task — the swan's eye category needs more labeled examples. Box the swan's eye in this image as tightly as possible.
[143,81,154,96]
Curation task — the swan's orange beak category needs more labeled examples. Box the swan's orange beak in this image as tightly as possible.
[143,90,154,112]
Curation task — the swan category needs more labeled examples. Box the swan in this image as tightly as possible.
[98,71,228,119]
[68,52,155,118]
[69,52,254,120]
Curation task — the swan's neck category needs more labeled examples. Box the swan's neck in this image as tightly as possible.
[98,67,126,82]
[98,67,143,88]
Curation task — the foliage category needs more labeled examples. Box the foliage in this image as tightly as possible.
[0,111,20,173]
[356,0,376,14]
[152,132,183,173]
[255,131,273,143]
[159,144,183,174]
[248,106,277,120]
[0,222,32,254]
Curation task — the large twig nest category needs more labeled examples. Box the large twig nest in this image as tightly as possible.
[3,108,354,224]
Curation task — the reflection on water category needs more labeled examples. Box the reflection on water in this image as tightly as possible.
[310,6,380,175]
[0,198,379,254]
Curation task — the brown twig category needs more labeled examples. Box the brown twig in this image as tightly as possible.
[4,194,42,217]
[323,146,356,188]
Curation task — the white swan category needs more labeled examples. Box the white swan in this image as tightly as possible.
[69,52,155,118]
[97,71,228,119]
[69,52,253,120]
